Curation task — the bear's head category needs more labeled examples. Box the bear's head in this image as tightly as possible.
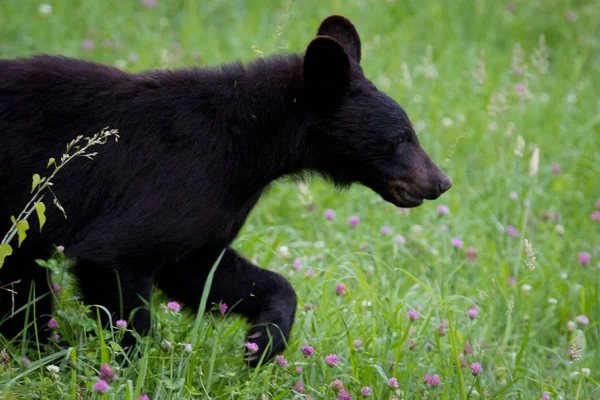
[303,15,452,208]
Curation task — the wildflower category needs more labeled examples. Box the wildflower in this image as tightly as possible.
[576,315,590,325]
[394,234,406,245]
[548,298,557,305]
[82,40,95,51]
[348,216,360,226]
[426,342,434,350]
[488,122,498,132]
[51,334,60,341]
[277,245,291,258]
[218,302,228,314]
[467,308,478,319]
[99,364,115,382]
[128,54,139,64]
[138,395,150,400]
[245,342,259,352]
[140,0,158,8]
[48,317,59,329]
[524,239,536,271]
[46,364,60,380]
[293,381,304,393]
[52,283,60,294]
[555,224,565,235]
[511,134,527,158]
[324,209,336,220]
[353,339,362,347]
[466,247,477,261]
[440,225,448,232]
[596,199,600,208]
[424,374,441,387]
[301,346,314,357]
[93,380,109,393]
[381,226,391,235]
[325,354,339,366]
[551,162,561,175]
[293,259,301,270]
[304,302,315,311]
[464,340,472,354]
[116,319,127,329]
[579,252,591,265]
[167,301,180,312]
[528,148,539,177]
[409,339,417,350]
[360,386,371,397]
[437,205,450,215]
[23,357,31,367]
[57,245,65,252]
[337,390,352,400]
[567,321,576,332]
[565,10,577,21]
[38,4,52,16]
[471,362,483,376]
[161,339,172,352]
[330,379,344,390]
[388,377,398,387]
[274,354,289,367]
[408,310,419,321]
[442,117,453,128]
[460,354,467,370]
[507,225,518,237]
[411,225,423,235]
[437,323,447,336]
[592,211,600,220]
[509,191,518,200]
[581,368,591,376]
[540,394,550,400]
[508,276,516,285]
[306,269,315,278]
[336,283,346,295]
[46,365,59,374]
[451,238,464,248]
[521,284,532,296]
[296,365,303,374]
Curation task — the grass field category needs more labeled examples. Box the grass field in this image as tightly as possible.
[1,0,600,399]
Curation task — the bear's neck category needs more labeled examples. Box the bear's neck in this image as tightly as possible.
[185,53,311,192]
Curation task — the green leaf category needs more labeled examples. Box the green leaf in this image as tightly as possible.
[35,259,48,268]
[0,244,13,269]
[31,174,41,193]
[35,201,47,232]
[47,157,55,168]
[17,220,29,247]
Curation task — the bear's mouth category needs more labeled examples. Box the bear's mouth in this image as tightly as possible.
[377,180,425,208]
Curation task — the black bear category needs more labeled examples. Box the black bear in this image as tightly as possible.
[0,15,451,364]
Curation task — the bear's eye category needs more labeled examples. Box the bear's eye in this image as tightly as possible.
[392,136,405,145]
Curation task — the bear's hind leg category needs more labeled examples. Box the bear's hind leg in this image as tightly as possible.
[0,247,53,344]
[155,247,298,366]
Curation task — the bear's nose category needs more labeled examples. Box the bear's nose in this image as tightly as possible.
[437,174,453,196]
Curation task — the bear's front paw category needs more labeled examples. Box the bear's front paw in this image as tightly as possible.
[243,307,294,367]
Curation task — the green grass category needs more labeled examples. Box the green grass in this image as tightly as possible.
[1,0,600,399]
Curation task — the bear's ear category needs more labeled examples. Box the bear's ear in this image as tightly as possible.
[316,15,361,63]
[303,36,351,110]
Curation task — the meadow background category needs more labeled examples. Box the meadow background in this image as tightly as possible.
[1,0,600,399]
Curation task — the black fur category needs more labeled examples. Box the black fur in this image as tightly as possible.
[0,15,451,365]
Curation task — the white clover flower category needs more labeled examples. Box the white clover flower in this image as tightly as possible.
[39,4,52,16]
